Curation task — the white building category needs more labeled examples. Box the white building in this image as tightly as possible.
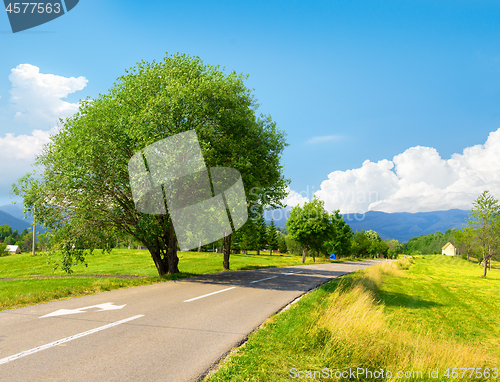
[441,242,456,256]
[5,245,21,254]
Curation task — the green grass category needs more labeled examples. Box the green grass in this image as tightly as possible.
[207,255,500,382]
[0,249,333,310]
[379,255,500,348]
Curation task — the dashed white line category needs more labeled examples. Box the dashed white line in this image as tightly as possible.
[184,287,237,302]
[284,271,304,275]
[0,315,144,365]
[249,276,278,284]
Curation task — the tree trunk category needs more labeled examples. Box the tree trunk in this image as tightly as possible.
[483,256,488,277]
[223,234,231,271]
[257,248,260,255]
[312,249,315,263]
[302,248,307,264]
[150,247,168,275]
[166,224,179,274]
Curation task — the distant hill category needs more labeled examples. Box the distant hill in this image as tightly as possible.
[343,209,469,242]
[266,208,469,243]
[0,203,33,222]
[0,210,32,233]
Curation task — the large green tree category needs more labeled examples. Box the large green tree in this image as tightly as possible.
[13,53,288,275]
[465,191,500,277]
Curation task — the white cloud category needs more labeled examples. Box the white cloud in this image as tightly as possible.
[0,129,51,161]
[9,64,87,126]
[0,64,87,202]
[283,186,310,208]
[315,128,500,213]
[306,135,342,144]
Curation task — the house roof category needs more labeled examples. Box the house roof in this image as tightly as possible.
[441,242,454,250]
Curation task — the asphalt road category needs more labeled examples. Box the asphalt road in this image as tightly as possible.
[0,259,387,382]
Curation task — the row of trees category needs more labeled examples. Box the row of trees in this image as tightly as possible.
[284,197,402,262]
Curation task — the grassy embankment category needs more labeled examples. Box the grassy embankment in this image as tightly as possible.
[0,249,334,310]
[208,255,500,382]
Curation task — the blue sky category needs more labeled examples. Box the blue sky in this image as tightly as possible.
[1,0,500,213]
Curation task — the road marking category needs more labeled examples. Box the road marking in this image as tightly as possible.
[249,276,278,284]
[184,287,236,302]
[40,302,126,318]
[0,315,144,365]
[284,271,303,275]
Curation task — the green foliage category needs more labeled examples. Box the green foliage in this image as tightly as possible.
[284,235,302,255]
[386,239,403,259]
[239,218,258,253]
[286,197,332,257]
[267,219,279,254]
[0,225,12,241]
[13,53,289,276]
[255,213,268,254]
[277,233,287,253]
[0,243,8,257]
[454,227,477,261]
[351,230,371,257]
[466,190,500,277]
[323,210,352,258]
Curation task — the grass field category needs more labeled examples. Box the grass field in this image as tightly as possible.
[207,255,500,381]
[0,249,333,311]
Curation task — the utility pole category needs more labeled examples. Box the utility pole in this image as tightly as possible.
[32,213,36,256]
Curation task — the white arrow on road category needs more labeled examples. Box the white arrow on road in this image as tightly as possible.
[40,302,126,318]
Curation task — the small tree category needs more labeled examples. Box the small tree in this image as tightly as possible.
[278,233,288,253]
[255,214,267,255]
[454,227,476,261]
[386,239,402,259]
[323,210,352,258]
[0,243,8,257]
[466,191,500,277]
[267,219,279,255]
[239,219,258,254]
[351,231,371,258]
[286,197,332,263]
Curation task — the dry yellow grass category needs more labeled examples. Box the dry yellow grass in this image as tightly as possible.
[311,259,495,381]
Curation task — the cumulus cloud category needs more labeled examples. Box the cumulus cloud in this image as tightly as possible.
[306,135,342,144]
[0,129,51,161]
[0,64,87,202]
[9,63,87,126]
[315,128,500,213]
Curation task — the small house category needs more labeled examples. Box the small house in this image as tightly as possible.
[5,245,21,254]
[441,242,456,256]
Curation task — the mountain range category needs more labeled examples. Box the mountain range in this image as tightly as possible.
[267,209,469,243]
[0,203,470,244]
[0,204,33,233]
